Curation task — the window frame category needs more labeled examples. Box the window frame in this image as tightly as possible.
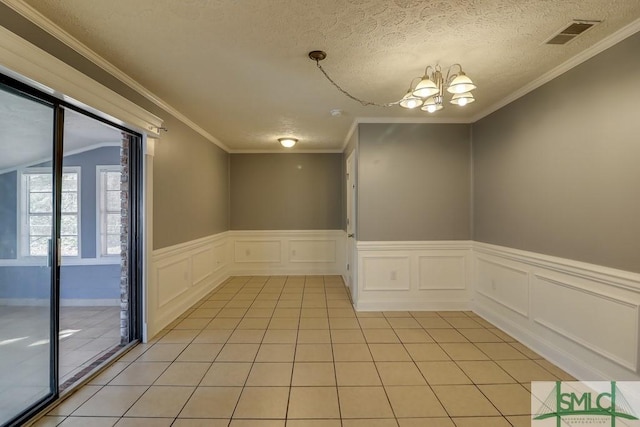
[18,166,82,258]
[96,165,122,258]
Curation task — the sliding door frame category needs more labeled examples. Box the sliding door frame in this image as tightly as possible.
[0,72,144,427]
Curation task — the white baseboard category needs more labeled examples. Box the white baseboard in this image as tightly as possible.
[227,230,346,276]
[472,304,613,381]
[147,232,230,339]
[357,300,469,312]
[472,241,640,381]
[146,230,347,340]
[145,232,640,381]
[355,240,473,312]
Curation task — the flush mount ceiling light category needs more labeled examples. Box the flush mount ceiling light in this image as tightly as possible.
[308,50,477,113]
[278,137,297,148]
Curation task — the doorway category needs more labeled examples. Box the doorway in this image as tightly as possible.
[345,151,356,303]
[0,74,142,426]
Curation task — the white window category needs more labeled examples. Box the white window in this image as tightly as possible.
[21,168,80,257]
[98,166,121,257]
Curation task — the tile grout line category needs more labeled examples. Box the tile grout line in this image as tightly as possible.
[150,276,242,425]
[324,275,346,427]
[174,275,246,425]
[46,276,576,426]
[360,314,401,425]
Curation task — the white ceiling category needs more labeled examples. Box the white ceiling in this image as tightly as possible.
[16,0,640,152]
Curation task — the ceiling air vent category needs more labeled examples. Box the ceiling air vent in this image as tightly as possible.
[546,20,601,45]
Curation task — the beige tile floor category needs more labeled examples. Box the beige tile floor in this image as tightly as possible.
[34,276,575,427]
[58,306,122,386]
[0,305,120,423]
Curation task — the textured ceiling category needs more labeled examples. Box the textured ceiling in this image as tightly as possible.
[18,0,640,151]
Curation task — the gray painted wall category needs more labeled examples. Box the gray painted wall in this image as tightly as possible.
[4,3,639,271]
[153,116,229,248]
[358,123,471,241]
[473,31,640,273]
[230,154,342,230]
[0,5,230,250]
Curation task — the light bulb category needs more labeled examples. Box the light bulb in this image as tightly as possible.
[447,72,476,94]
[399,91,423,109]
[413,77,439,98]
[427,104,436,113]
[278,138,297,148]
[450,92,474,106]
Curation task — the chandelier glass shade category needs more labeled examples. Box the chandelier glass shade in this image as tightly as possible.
[308,51,477,114]
[450,91,475,106]
[402,64,477,113]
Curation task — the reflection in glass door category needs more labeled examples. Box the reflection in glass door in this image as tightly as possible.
[0,86,56,424]
[58,109,127,388]
[0,72,142,426]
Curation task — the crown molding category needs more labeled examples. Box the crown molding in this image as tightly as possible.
[340,18,640,145]
[5,0,639,153]
[228,149,344,154]
[356,116,473,125]
[470,16,640,122]
[1,0,230,153]
[340,115,473,151]
[0,25,163,137]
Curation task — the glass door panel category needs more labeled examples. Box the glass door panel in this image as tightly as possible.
[59,109,125,388]
[0,85,55,424]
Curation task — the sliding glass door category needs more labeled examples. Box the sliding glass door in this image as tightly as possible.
[58,109,128,390]
[0,85,57,425]
[0,74,142,426]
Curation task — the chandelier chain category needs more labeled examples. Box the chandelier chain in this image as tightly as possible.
[314,60,397,108]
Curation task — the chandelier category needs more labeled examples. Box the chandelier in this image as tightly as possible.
[308,50,477,113]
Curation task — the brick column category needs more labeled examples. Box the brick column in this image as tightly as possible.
[120,134,130,345]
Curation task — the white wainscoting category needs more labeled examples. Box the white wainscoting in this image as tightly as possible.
[146,230,346,339]
[472,242,640,381]
[355,241,473,311]
[146,232,640,381]
[147,232,229,339]
[227,230,346,276]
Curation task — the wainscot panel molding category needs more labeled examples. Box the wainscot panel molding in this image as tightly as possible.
[146,234,640,382]
[147,232,230,339]
[472,241,640,381]
[355,241,473,311]
[146,230,346,340]
[227,230,346,276]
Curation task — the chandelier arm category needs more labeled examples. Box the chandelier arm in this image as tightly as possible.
[314,60,397,107]
[424,65,434,78]
[446,63,464,84]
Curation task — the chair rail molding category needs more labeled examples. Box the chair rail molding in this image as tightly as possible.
[472,241,640,381]
[145,233,640,382]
